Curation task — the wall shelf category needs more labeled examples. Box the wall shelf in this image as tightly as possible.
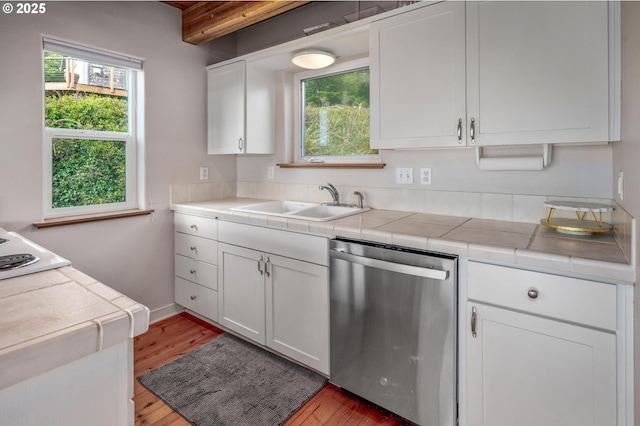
[276,163,385,169]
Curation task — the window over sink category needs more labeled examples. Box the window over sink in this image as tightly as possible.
[295,57,378,163]
[42,37,144,219]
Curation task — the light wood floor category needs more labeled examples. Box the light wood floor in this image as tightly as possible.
[134,312,412,426]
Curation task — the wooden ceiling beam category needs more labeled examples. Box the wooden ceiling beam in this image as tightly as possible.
[180,1,310,45]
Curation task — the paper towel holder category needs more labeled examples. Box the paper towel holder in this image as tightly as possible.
[475,144,552,171]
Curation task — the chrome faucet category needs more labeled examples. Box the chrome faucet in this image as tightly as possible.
[319,183,340,205]
[353,191,364,208]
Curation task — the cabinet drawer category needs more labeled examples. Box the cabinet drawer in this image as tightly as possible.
[175,254,218,290]
[175,277,218,321]
[174,213,217,239]
[467,262,616,331]
[218,221,328,266]
[175,233,217,264]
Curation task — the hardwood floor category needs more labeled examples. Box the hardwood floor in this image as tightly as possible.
[134,312,412,426]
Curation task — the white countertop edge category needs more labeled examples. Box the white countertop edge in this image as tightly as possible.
[171,200,633,284]
[0,266,150,390]
[0,321,99,390]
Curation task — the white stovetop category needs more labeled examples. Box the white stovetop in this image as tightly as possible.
[0,228,71,280]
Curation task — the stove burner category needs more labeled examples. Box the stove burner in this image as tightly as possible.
[0,254,39,271]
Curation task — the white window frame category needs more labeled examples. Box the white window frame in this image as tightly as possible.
[294,57,377,163]
[42,38,143,219]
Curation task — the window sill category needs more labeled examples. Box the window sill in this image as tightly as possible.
[276,163,386,169]
[33,209,154,229]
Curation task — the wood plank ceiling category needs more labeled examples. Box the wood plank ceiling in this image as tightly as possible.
[163,1,310,45]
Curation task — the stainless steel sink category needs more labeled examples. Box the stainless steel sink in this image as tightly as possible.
[231,201,369,221]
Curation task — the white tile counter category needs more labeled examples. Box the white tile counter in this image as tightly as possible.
[171,198,635,284]
[0,266,149,390]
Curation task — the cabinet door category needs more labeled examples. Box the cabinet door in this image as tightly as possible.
[245,64,275,154]
[217,243,265,344]
[207,61,245,154]
[370,1,466,149]
[466,302,616,426]
[466,1,610,145]
[265,254,329,374]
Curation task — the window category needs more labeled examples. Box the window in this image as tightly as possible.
[295,58,377,161]
[43,38,142,218]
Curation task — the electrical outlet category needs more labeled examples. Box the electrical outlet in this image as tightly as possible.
[395,167,413,184]
[420,168,432,185]
[200,167,209,180]
[267,166,275,179]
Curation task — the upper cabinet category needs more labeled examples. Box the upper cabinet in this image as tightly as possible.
[207,60,275,154]
[370,1,619,149]
[466,1,612,146]
[370,2,467,149]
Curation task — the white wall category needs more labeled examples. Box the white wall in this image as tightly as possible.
[0,1,236,317]
[613,2,640,423]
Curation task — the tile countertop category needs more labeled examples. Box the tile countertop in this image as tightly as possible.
[172,198,636,284]
[0,266,150,390]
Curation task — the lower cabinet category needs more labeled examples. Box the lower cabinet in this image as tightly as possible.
[217,222,330,374]
[465,261,617,426]
[466,302,616,426]
[173,213,218,322]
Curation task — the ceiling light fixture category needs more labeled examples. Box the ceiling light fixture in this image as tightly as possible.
[291,49,336,69]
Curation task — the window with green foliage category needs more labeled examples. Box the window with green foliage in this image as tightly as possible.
[43,38,141,218]
[298,59,377,160]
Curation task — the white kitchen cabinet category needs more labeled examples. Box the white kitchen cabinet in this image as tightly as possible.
[207,60,275,154]
[173,213,218,321]
[217,221,329,373]
[217,243,266,342]
[371,1,617,149]
[465,262,617,426]
[466,1,611,146]
[370,1,466,149]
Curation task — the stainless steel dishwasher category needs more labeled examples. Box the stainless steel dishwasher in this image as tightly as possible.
[330,238,457,426]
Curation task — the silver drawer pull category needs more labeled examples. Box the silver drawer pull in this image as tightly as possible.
[258,255,264,275]
[190,224,198,230]
[470,117,476,144]
[471,306,477,338]
[190,295,197,300]
[527,289,539,300]
[190,246,197,252]
[190,269,196,274]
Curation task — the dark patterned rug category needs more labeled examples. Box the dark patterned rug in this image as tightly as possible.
[137,333,327,426]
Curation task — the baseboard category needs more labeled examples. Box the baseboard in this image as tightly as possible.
[149,303,183,324]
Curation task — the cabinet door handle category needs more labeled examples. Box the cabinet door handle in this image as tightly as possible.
[190,269,196,274]
[190,246,197,252]
[265,257,271,277]
[190,295,197,300]
[238,137,244,151]
[457,118,462,144]
[258,255,264,275]
[471,306,477,338]
[470,118,476,144]
[527,289,539,300]
[190,224,198,230]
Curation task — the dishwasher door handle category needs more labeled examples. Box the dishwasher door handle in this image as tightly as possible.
[331,249,449,281]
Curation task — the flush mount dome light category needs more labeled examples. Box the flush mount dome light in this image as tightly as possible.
[291,49,335,69]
